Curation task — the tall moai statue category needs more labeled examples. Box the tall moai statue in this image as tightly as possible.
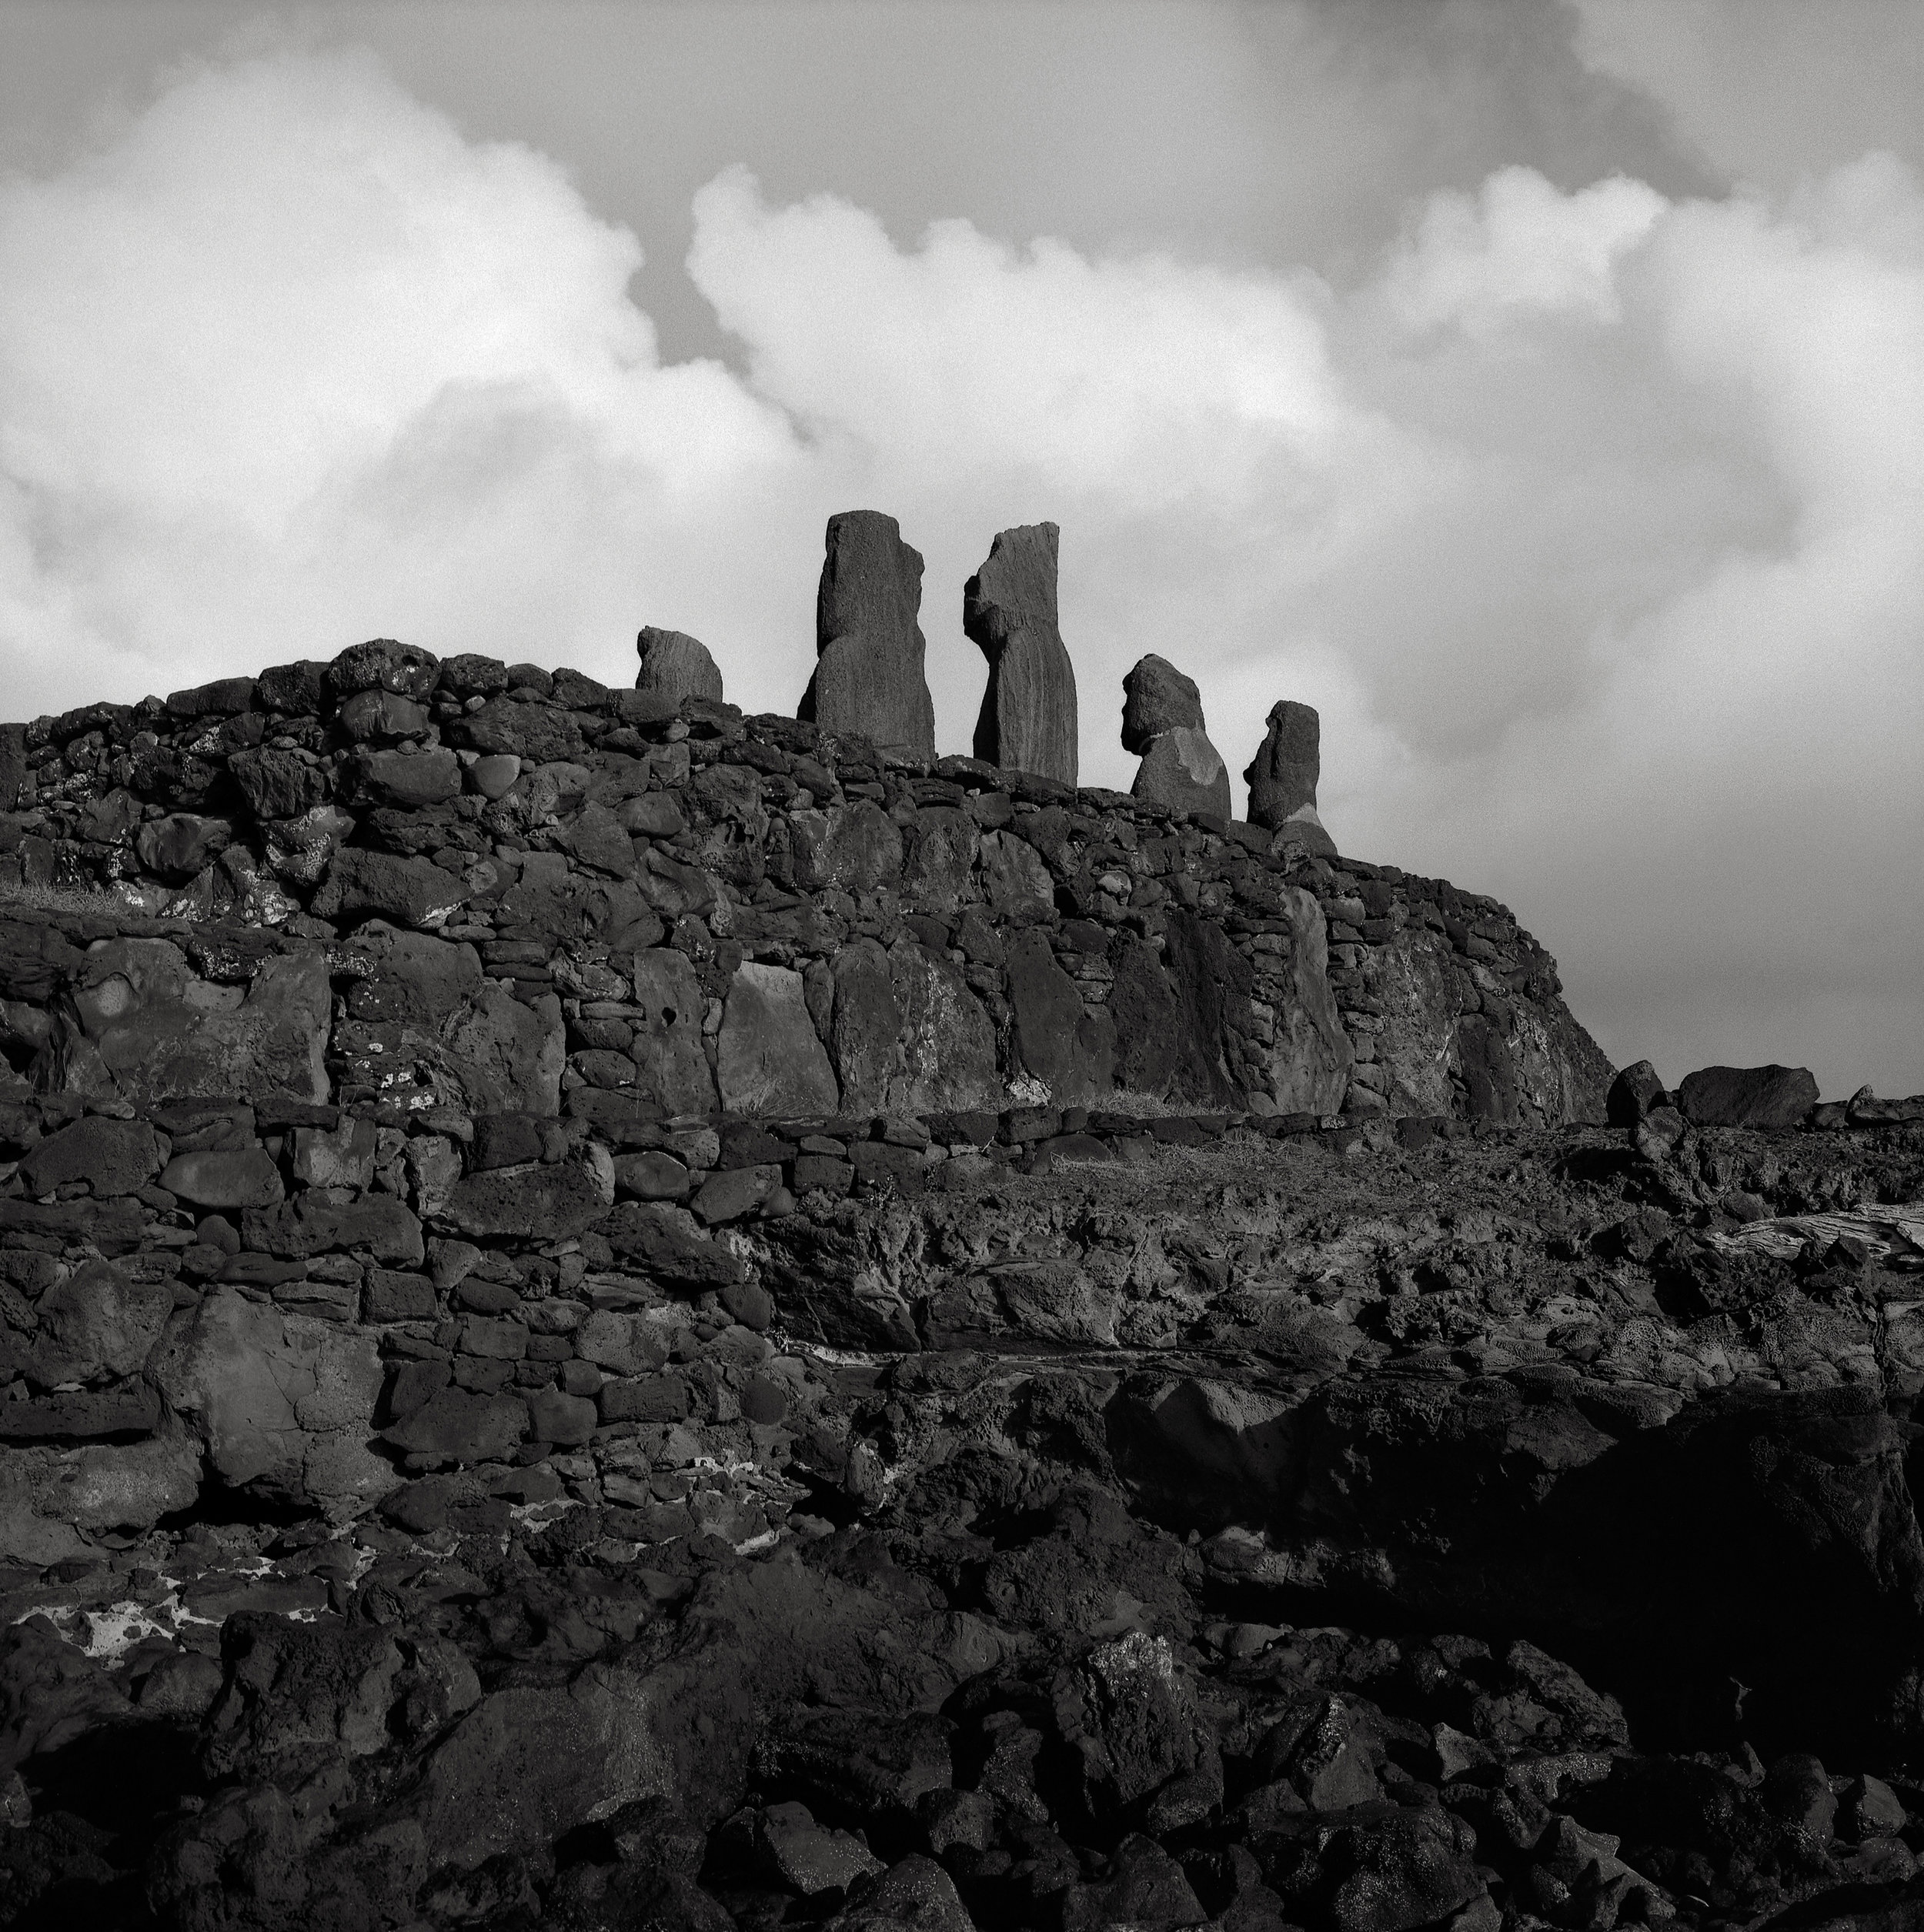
[964,522,1077,786]
[636,626,723,706]
[1245,699,1337,856]
[1121,654,1232,818]
[798,511,937,757]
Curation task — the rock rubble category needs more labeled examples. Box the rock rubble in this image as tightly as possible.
[0,633,1916,1930]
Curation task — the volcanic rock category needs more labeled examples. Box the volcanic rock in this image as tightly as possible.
[1676,1062,1820,1128]
[965,521,1077,785]
[800,510,937,756]
[1606,1057,1670,1127]
[1245,698,1337,855]
[636,626,724,706]
[1121,656,1232,816]
[717,962,840,1115]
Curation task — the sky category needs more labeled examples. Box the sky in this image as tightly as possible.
[1,0,1920,1099]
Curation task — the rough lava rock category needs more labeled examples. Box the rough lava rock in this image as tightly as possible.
[1677,1063,1820,1129]
[7,624,1841,1932]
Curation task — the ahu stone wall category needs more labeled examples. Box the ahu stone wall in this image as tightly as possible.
[0,639,1607,1136]
[0,639,1608,1574]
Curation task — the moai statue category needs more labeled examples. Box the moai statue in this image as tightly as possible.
[799,511,937,757]
[964,522,1077,785]
[636,627,723,706]
[1244,699,1336,856]
[1121,654,1231,818]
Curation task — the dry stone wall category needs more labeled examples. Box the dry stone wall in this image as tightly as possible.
[0,641,1607,1138]
[13,644,1924,1932]
[0,639,1606,1552]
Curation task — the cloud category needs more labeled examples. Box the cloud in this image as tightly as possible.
[1,47,1920,1096]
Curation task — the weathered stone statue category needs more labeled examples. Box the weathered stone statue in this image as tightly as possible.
[636,627,723,707]
[1244,699,1336,855]
[799,511,937,757]
[1121,654,1231,818]
[964,522,1077,785]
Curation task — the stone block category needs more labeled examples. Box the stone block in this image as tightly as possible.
[135,813,232,884]
[693,1163,780,1225]
[337,688,429,742]
[628,949,718,1115]
[717,962,840,1115]
[242,1195,425,1266]
[379,1386,526,1464]
[888,939,1002,1113]
[576,1310,666,1376]
[447,696,586,764]
[356,746,463,807]
[1005,930,1114,1106]
[792,1153,854,1196]
[229,747,330,820]
[472,1112,546,1170]
[329,637,441,699]
[25,1260,172,1388]
[720,1281,776,1331]
[364,1270,439,1323]
[17,1116,166,1198]
[598,1372,688,1423]
[312,849,469,929]
[292,1116,378,1190]
[786,801,904,894]
[612,1150,691,1201]
[151,1286,396,1513]
[1676,1064,1819,1130]
[442,1159,613,1240]
[526,1387,598,1447]
[636,627,723,705]
[459,1315,528,1361]
[469,752,521,799]
[159,1148,285,1209]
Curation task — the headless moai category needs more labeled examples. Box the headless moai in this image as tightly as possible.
[964,522,1077,786]
[799,511,937,758]
[1245,699,1336,856]
[1121,654,1231,818]
[636,627,723,707]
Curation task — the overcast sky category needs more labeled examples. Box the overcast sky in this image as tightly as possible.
[2,0,1921,1099]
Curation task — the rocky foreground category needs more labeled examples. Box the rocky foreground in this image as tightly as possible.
[1,1102,1922,1931]
[0,642,1920,1929]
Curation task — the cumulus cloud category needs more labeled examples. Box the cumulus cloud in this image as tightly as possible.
[1,47,1919,1095]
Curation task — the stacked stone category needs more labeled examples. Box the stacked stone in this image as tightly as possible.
[1309,859,1601,1125]
[0,638,1608,1142]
